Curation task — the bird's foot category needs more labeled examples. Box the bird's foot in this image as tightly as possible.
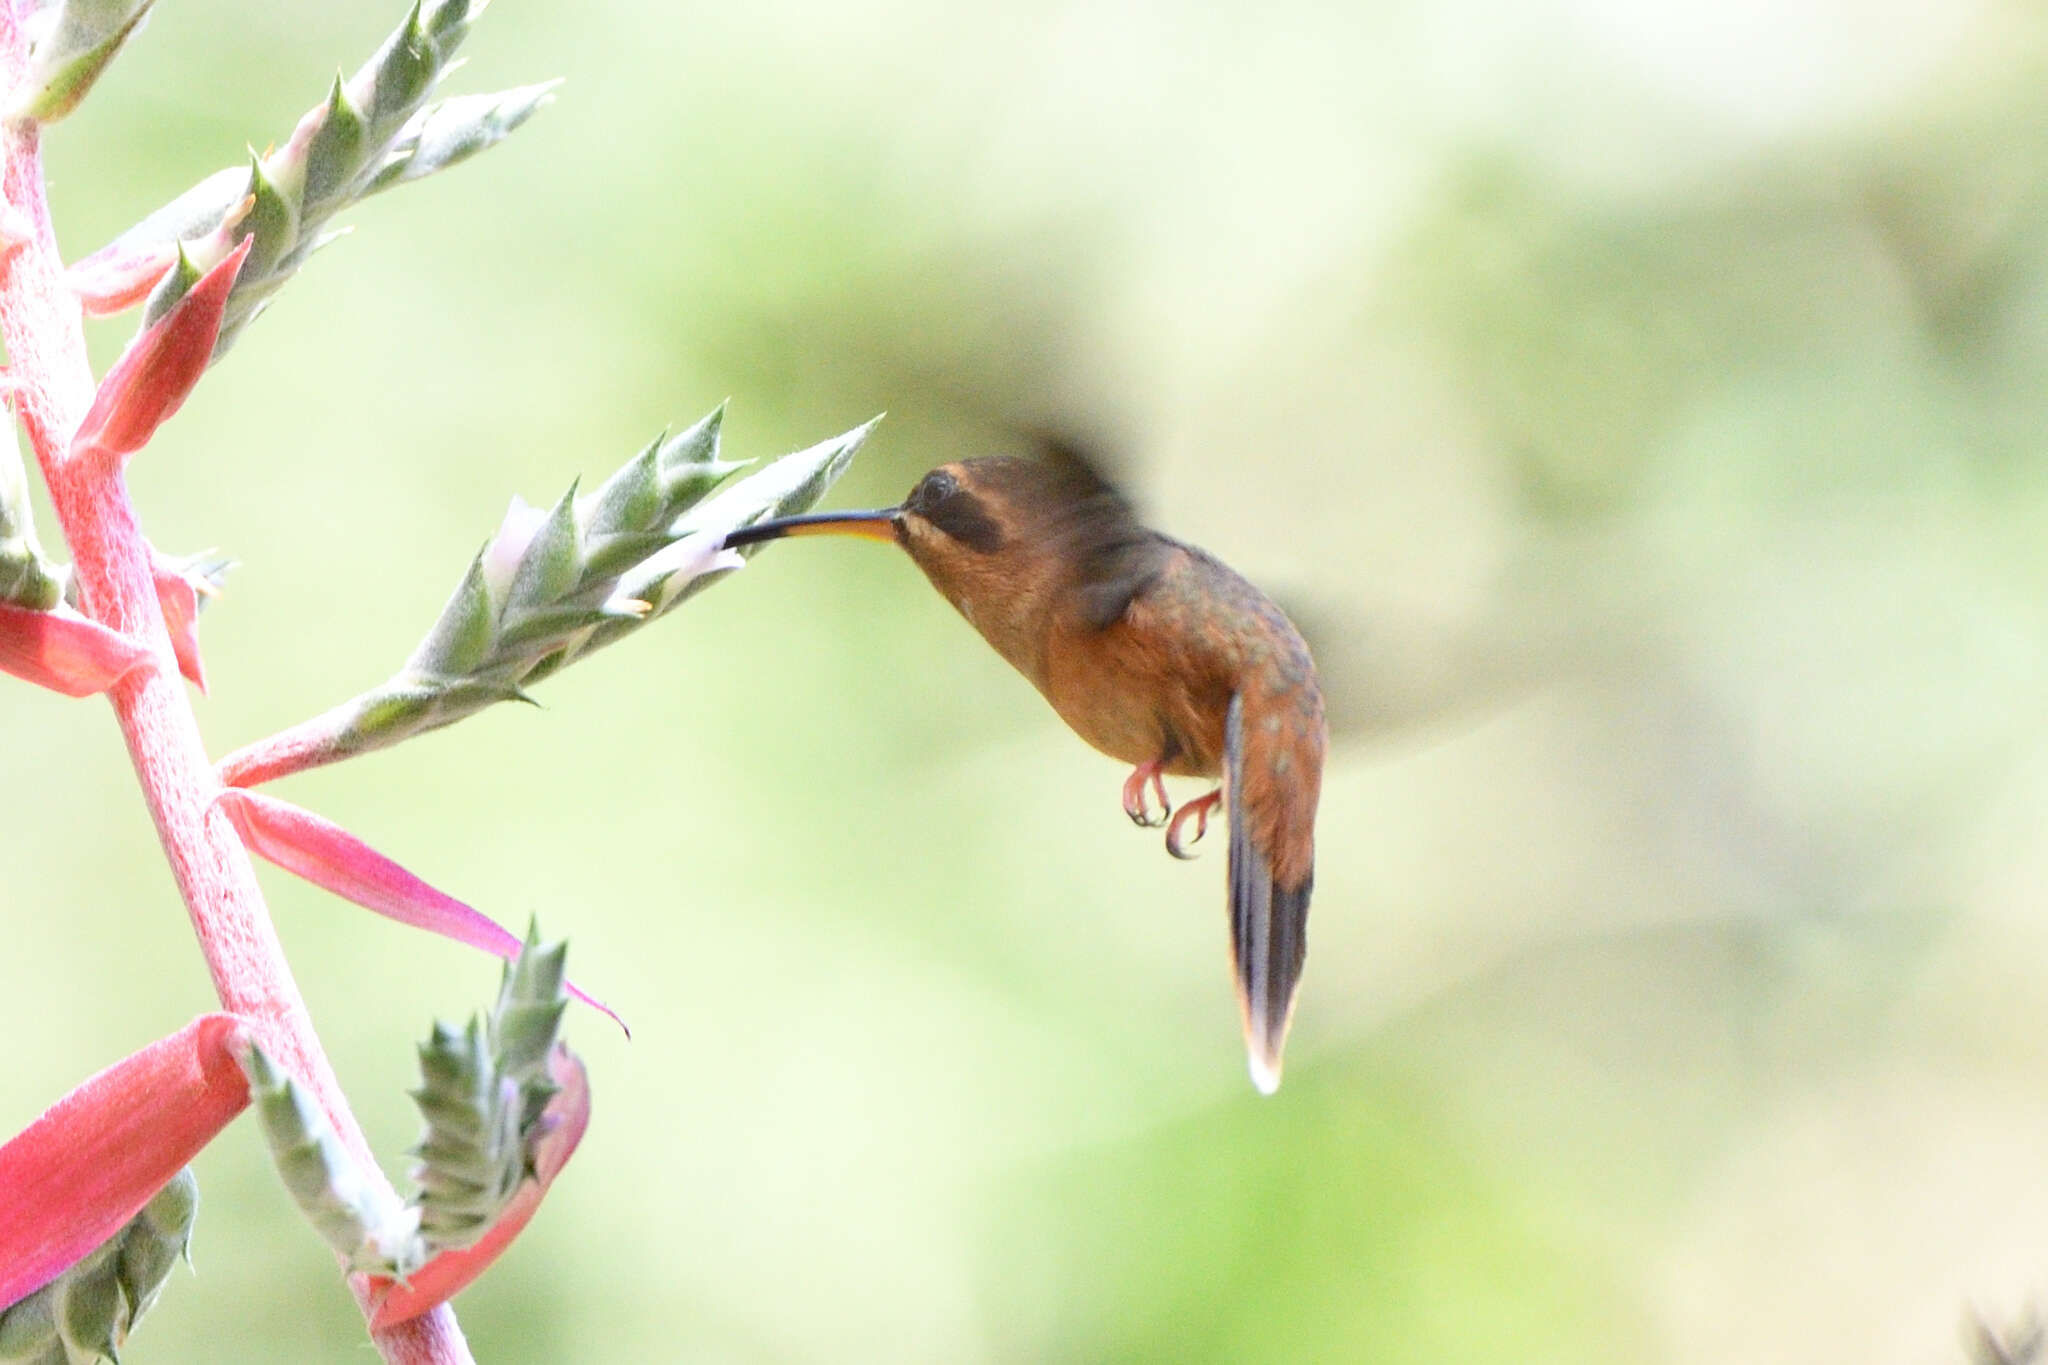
[1165,789,1222,859]
[1122,761,1172,828]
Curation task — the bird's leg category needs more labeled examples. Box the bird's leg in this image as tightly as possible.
[1121,760,1172,828]
[1165,789,1223,859]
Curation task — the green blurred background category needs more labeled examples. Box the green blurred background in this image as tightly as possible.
[6,0,2048,1360]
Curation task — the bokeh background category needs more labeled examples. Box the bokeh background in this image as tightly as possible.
[5,0,2048,1360]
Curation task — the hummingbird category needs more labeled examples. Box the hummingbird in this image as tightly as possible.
[723,455,1326,1093]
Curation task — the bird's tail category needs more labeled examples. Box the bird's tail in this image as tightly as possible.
[1225,693,1312,1094]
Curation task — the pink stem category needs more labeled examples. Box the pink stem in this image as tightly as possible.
[217,710,356,788]
[0,10,473,1363]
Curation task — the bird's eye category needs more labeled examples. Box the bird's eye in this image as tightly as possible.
[910,469,958,511]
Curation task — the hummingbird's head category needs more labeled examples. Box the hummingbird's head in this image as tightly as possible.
[719,453,1145,676]
[893,462,1007,555]
[884,460,1045,629]
[897,455,1124,554]
[720,455,1132,631]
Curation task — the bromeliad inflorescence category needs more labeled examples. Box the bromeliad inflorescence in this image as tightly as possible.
[0,0,870,1360]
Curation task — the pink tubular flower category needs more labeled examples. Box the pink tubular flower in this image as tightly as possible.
[68,234,253,465]
[214,788,627,1033]
[0,1014,251,1307]
[365,1045,591,1329]
[0,599,152,696]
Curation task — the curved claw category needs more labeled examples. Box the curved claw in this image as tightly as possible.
[1122,761,1172,828]
[1165,790,1222,859]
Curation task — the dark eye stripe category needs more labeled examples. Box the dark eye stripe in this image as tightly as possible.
[925,488,1003,551]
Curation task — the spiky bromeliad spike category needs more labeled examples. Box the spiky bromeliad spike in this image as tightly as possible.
[70,0,548,359]
[215,408,876,787]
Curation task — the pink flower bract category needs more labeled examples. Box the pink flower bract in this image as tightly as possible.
[0,1014,251,1308]
[69,235,252,464]
[215,788,627,1034]
[0,600,152,697]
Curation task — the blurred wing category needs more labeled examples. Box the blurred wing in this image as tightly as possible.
[1072,533,1172,630]
[1029,448,1169,631]
[1227,692,1313,1094]
[1031,426,1129,503]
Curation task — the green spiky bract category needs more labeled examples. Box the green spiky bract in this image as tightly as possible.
[0,1169,196,1364]
[223,407,874,781]
[80,0,548,358]
[409,923,571,1252]
[8,0,158,123]
[408,1019,525,1251]
[238,1046,426,1278]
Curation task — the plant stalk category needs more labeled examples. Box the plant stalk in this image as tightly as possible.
[0,6,474,1360]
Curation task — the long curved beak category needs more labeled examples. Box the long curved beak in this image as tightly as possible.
[721,509,900,548]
